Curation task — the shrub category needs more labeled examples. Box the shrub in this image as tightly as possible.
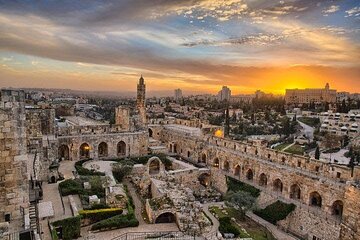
[79,208,123,224]
[75,159,105,176]
[112,164,133,183]
[59,179,83,196]
[52,216,81,240]
[90,213,139,231]
[88,203,110,210]
[254,200,296,224]
[227,177,260,198]
[218,217,240,237]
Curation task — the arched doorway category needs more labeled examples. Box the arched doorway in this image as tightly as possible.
[234,165,241,176]
[290,184,301,200]
[309,191,322,207]
[223,161,230,172]
[149,128,153,138]
[155,212,175,223]
[213,158,220,168]
[79,143,90,159]
[198,173,211,187]
[331,200,343,216]
[246,169,253,180]
[187,151,191,158]
[169,144,173,152]
[58,145,69,161]
[273,179,283,192]
[117,141,126,157]
[98,142,108,158]
[149,159,160,175]
[259,173,267,186]
[173,144,177,154]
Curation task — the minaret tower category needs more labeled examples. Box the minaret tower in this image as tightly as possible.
[137,75,146,125]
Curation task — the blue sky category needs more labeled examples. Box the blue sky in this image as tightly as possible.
[0,0,359,94]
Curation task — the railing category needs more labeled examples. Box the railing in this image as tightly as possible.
[111,231,196,240]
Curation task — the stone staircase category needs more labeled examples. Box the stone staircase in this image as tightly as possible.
[148,138,168,154]
[29,203,38,233]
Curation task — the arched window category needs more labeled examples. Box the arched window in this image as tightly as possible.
[149,159,160,175]
[273,179,283,192]
[198,173,211,187]
[148,128,153,138]
[199,153,206,164]
[234,165,241,176]
[309,191,322,208]
[79,143,90,159]
[290,184,301,200]
[98,142,108,158]
[213,158,220,168]
[223,161,230,172]
[331,200,343,217]
[246,169,254,180]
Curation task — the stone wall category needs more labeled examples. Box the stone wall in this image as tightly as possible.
[0,90,29,226]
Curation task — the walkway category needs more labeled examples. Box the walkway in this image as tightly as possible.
[281,142,295,151]
[123,179,146,225]
[297,120,314,141]
[202,202,222,237]
[246,212,299,240]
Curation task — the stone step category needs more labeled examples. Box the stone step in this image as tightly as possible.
[9,232,19,240]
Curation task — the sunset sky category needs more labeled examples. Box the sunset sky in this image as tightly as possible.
[0,0,359,95]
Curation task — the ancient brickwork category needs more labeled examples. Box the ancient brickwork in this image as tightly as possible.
[340,186,360,240]
[0,90,29,224]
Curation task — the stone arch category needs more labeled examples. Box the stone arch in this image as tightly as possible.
[281,157,286,163]
[98,142,108,158]
[173,143,178,153]
[58,145,69,161]
[117,141,126,157]
[213,158,220,168]
[169,143,173,152]
[273,178,283,192]
[246,169,254,180]
[187,150,191,158]
[234,165,241,176]
[199,153,207,164]
[331,200,343,216]
[79,143,90,159]
[309,191,322,208]
[155,212,176,223]
[259,173,267,186]
[290,184,301,200]
[148,128,153,138]
[149,158,161,175]
[223,160,230,172]
[198,173,211,187]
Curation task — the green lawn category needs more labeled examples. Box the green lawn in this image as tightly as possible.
[284,144,304,155]
[274,143,291,151]
[298,117,320,128]
[209,206,275,240]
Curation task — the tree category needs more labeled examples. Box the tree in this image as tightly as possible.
[315,146,320,160]
[224,191,256,212]
[323,133,341,150]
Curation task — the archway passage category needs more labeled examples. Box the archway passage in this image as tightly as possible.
[98,142,108,158]
[213,158,220,168]
[223,161,230,172]
[149,128,153,138]
[234,165,241,176]
[246,169,254,180]
[198,173,211,187]
[332,200,343,216]
[117,141,126,157]
[58,145,69,161]
[259,173,267,186]
[149,159,160,175]
[155,212,176,224]
[309,191,322,208]
[187,151,191,158]
[79,143,90,159]
[273,179,283,192]
[173,144,177,154]
[290,184,301,199]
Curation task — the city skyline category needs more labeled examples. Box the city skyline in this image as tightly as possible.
[0,0,360,94]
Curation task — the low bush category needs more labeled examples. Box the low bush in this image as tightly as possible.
[218,217,240,237]
[59,179,83,196]
[52,216,81,240]
[79,208,123,224]
[254,200,296,224]
[227,177,260,198]
[112,164,133,183]
[88,203,110,210]
[75,159,105,176]
[90,213,139,231]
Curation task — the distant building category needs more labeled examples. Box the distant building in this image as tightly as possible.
[217,86,231,101]
[337,92,350,102]
[285,83,336,104]
[230,94,255,103]
[174,89,183,101]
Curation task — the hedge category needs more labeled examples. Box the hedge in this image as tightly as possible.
[253,200,296,224]
[52,216,81,240]
[90,213,139,231]
[227,177,260,198]
[218,217,240,237]
[75,159,105,176]
[59,179,83,196]
[79,208,123,224]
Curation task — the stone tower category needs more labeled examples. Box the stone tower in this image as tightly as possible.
[0,90,29,227]
[115,106,130,131]
[137,75,146,125]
